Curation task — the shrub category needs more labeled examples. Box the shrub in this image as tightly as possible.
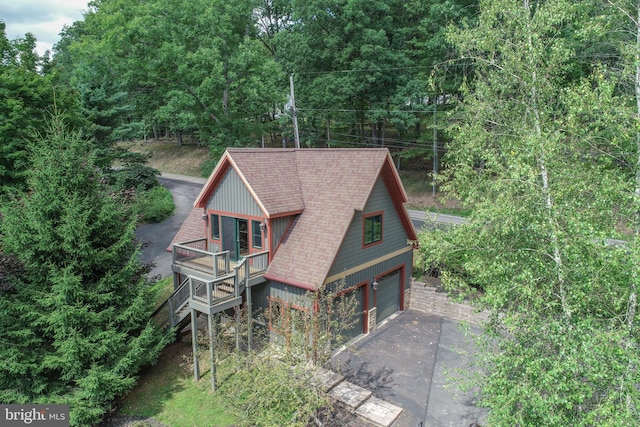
[136,186,175,223]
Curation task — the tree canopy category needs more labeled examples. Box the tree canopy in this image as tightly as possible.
[0,21,84,194]
[47,0,476,170]
[0,116,168,426]
[415,1,640,424]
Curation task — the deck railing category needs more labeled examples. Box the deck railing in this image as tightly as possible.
[173,240,231,276]
[151,276,190,330]
[235,251,269,289]
[156,247,270,332]
[189,273,237,308]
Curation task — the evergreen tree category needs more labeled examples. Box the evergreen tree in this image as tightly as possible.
[0,116,168,426]
[0,21,85,195]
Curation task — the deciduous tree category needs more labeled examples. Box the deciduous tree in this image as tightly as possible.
[416,1,639,424]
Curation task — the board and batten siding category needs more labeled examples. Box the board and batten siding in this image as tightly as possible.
[270,216,294,253]
[328,250,413,310]
[206,168,263,217]
[250,280,310,313]
[329,177,411,276]
[269,281,311,307]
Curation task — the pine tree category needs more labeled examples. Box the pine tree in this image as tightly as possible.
[0,116,168,426]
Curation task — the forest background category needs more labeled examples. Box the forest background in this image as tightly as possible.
[3,0,640,426]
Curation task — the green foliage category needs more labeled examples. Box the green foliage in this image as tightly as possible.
[103,147,162,202]
[209,280,358,426]
[0,22,85,195]
[55,0,285,149]
[272,0,474,151]
[106,164,160,193]
[135,185,175,224]
[221,356,328,427]
[0,117,168,426]
[49,0,477,157]
[415,1,640,424]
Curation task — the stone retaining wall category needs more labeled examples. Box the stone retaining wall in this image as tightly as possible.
[408,279,489,327]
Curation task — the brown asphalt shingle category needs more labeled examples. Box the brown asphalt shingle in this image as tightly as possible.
[228,149,390,290]
[186,148,413,290]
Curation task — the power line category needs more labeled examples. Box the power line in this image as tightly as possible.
[301,127,446,150]
[300,107,436,114]
[294,63,469,76]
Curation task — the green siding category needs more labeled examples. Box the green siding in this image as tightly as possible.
[207,168,263,217]
[268,281,310,307]
[271,216,293,252]
[329,250,412,313]
[329,177,411,275]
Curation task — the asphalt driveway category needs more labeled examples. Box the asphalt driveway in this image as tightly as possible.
[332,310,487,426]
[136,173,206,280]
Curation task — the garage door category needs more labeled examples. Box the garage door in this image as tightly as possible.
[377,270,400,323]
[333,286,365,343]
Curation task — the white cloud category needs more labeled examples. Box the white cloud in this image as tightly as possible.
[1,0,89,56]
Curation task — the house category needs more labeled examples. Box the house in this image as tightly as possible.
[161,148,417,345]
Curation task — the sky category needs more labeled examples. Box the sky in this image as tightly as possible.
[1,0,89,56]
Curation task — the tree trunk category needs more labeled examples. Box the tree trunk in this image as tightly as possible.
[524,0,570,320]
[176,129,183,146]
[629,0,640,335]
[223,62,230,118]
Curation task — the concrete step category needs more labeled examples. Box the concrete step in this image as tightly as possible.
[317,369,402,427]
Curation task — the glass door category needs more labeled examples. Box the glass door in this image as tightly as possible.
[221,217,249,261]
[237,219,249,258]
[221,216,237,260]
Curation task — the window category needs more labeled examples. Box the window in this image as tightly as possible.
[363,213,382,245]
[268,297,312,346]
[211,214,220,239]
[252,220,262,248]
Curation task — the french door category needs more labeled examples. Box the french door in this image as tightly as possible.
[221,217,249,261]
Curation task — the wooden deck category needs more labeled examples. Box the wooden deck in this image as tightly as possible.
[151,242,269,332]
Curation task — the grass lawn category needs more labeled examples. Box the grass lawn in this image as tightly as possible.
[399,169,467,214]
[118,339,239,427]
[116,278,239,426]
[121,139,210,178]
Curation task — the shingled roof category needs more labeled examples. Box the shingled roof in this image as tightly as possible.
[192,148,416,290]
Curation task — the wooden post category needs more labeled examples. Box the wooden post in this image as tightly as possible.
[208,313,216,392]
[290,74,300,149]
[247,285,252,353]
[191,308,200,381]
[432,99,438,197]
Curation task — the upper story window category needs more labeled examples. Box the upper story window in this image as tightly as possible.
[363,212,383,246]
[210,214,220,239]
[252,220,263,248]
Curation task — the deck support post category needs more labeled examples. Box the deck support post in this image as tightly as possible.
[208,313,216,391]
[247,286,252,352]
[235,308,241,351]
[191,308,200,381]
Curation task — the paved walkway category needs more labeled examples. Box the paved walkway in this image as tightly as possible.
[332,310,487,426]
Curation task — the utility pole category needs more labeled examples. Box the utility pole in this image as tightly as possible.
[290,74,301,149]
